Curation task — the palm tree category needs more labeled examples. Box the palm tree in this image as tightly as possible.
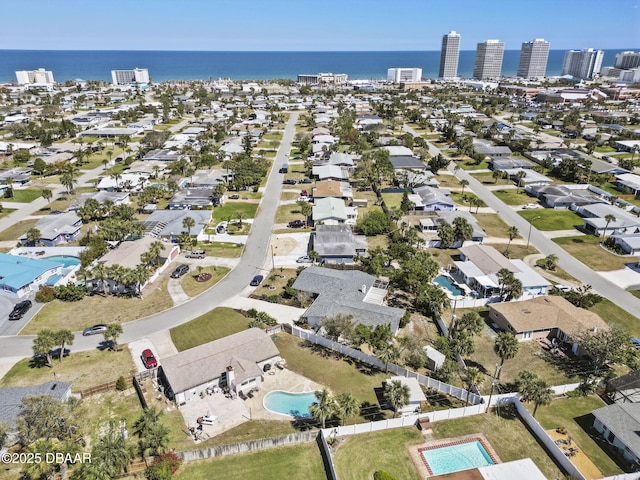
[236,212,245,227]
[111,172,122,190]
[60,171,77,194]
[384,380,410,418]
[376,343,400,373]
[335,392,360,426]
[493,332,519,379]
[90,263,109,296]
[505,226,519,255]
[544,254,559,271]
[32,329,56,367]
[463,367,483,405]
[41,189,53,203]
[25,227,41,246]
[530,379,554,417]
[515,170,527,193]
[90,421,135,478]
[459,179,469,196]
[182,216,196,235]
[602,214,616,237]
[492,169,502,184]
[54,329,74,363]
[104,323,124,351]
[309,388,335,429]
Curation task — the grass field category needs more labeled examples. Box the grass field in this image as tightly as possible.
[7,188,43,203]
[553,235,632,271]
[381,192,403,210]
[0,208,16,219]
[0,348,136,391]
[531,395,623,476]
[0,218,38,241]
[591,298,640,337]
[275,203,308,224]
[170,307,251,352]
[473,213,513,238]
[519,209,583,231]
[432,406,565,480]
[22,276,173,335]
[333,428,424,480]
[212,202,258,224]
[492,189,536,206]
[198,242,244,258]
[174,443,327,480]
[180,266,230,297]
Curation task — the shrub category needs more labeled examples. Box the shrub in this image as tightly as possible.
[256,311,277,326]
[54,283,86,302]
[374,471,397,480]
[145,451,182,480]
[115,375,128,391]
[35,285,56,303]
[246,308,258,318]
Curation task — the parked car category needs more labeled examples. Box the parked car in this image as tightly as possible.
[141,349,158,369]
[283,179,297,185]
[631,338,640,351]
[288,220,306,228]
[300,190,309,197]
[185,250,206,259]
[228,194,240,199]
[250,275,264,287]
[82,324,107,336]
[522,203,541,209]
[170,264,190,278]
[296,255,312,263]
[298,178,312,184]
[8,300,32,320]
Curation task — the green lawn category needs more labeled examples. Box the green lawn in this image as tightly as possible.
[591,298,640,337]
[473,213,513,238]
[7,188,44,203]
[198,242,244,258]
[453,158,492,171]
[275,204,309,225]
[170,307,251,352]
[553,235,632,271]
[0,218,39,241]
[333,428,424,480]
[492,189,536,206]
[180,266,230,297]
[432,406,565,480]
[212,202,258,224]
[174,443,326,480]
[274,333,389,414]
[518,209,583,231]
[0,208,17,219]
[532,396,623,477]
[381,193,403,210]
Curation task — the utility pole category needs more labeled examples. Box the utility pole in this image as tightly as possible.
[526,215,541,250]
[485,363,502,413]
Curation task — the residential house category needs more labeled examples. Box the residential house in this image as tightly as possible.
[526,184,605,209]
[142,148,185,163]
[389,156,428,171]
[312,164,350,182]
[452,244,550,298]
[20,212,82,247]
[384,146,414,157]
[419,210,486,247]
[505,168,553,187]
[473,139,512,158]
[292,266,406,334]
[312,197,357,225]
[0,167,32,186]
[313,151,354,168]
[168,188,217,209]
[312,224,367,264]
[615,173,640,195]
[96,173,147,192]
[386,376,426,415]
[141,210,212,240]
[610,234,640,255]
[187,169,230,188]
[490,158,535,171]
[576,203,640,237]
[409,186,455,211]
[592,403,640,468]
[0,381,72,430]
[69,191,130,211]
[488,295,606,343]
[589,157,629,177]
[0,253,64,298]
[312,180,353,200]
[159,328,282,404]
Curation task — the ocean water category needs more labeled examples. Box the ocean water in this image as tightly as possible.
[0,49,632,83]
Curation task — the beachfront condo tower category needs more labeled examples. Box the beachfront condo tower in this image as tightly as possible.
[439,31,461,79]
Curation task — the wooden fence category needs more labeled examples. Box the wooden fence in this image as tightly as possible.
[72,375,133,398]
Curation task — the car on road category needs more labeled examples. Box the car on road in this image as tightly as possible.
[8,300,32,320]
[296,255,312,263]
[250,275,264,287]
[283,179,297,185]
[298,178,312,184]
[83,324,107,336]
[170,264,190,278]
[631,338,640,351]
[288,219,306,228]
[522,203,541,209]
[185,250,206,259]
[141,348,158,369]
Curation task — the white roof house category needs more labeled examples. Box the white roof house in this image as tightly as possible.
[387,376,426,414]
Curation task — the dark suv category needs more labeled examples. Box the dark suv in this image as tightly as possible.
[288,219,305,228]
[9,300,32,320]
[170,264,190,278]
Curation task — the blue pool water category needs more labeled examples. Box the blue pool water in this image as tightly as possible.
[421,440,494,475]
[263,391,316,417]
[44,255,81,268]
[434,275,464,297]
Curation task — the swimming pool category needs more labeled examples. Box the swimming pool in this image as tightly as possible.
[434,275,464,297]
[263,391,316,417]
[420,440,495,475]
[44,255,81,268]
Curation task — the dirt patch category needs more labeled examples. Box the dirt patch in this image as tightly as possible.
[271,236,299,255]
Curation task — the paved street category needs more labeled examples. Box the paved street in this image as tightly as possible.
[0,112,300,357]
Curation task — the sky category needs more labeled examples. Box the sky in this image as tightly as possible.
[2,0,638,51]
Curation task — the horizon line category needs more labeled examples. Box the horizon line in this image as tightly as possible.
[1,48,637,53]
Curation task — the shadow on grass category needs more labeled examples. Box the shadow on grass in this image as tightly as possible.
[575,413,631,472]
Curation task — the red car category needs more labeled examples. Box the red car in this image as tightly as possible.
[141,349,158,369]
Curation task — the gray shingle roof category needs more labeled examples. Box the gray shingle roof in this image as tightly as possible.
[0,381,72,427]
[593,403,640,457]
[313,225,367,257]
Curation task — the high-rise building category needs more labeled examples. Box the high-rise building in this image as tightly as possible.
[111,68,150,85]
[439,31,461,79]
[517,39,550,78]
[561,49,604,79]
[15,68,55,86]
[473,40,505,80]
[387,68,423,83]
[614,51,640,70]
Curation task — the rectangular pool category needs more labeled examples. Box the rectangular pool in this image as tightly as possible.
[420,439,495,475]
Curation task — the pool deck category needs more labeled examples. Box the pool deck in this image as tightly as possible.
[409,434,501,479]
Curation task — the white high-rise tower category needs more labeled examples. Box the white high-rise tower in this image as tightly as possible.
[517,39,550,78]
[439,31,461,79]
